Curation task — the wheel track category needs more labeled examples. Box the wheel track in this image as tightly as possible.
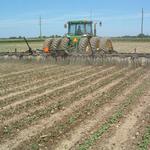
[0,68,137,150]
[55,69,150,150]
[0,66,104,108]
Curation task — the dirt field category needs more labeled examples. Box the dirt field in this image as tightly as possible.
[0,40,150,53]
[0,60,149,150]
[0,41,43,52]
[113,41,150,53]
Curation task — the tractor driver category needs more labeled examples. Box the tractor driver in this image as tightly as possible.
[77,25,82,35]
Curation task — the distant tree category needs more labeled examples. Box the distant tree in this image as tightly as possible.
[18,36,23,39]
[137,33,145,38]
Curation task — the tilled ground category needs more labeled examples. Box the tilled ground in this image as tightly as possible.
[0,61,149,150]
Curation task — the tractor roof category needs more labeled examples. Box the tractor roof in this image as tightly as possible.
[68,20,93,24]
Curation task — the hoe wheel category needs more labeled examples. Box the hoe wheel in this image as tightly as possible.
[51,38,62,50]
[78,38,93,56]
[90,37,100,52]
[43,38,53,53]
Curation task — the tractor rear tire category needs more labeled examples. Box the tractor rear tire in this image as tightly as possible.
[43,38,53,53]
[78,38,93,56]
[51,38,62,50]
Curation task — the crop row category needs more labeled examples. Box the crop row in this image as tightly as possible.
[0,65,92,96]
[0,66,117,121]
[0,63,52,80]
[0,65,61,88]
[0,67,127,143]
[0,66,104,108]
[0,61,36,75]
[77,72,150,150]
[0,67,142,149]
[0,67,120,129]
[15,68,147,150]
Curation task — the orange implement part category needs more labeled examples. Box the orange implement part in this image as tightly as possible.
[43,47,49,53]
[73,38,78,43]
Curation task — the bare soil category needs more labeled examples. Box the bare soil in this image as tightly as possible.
[0,61,149,150]
[113,41,150,53]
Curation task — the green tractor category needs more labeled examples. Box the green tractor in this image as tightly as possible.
[43,20,114,57]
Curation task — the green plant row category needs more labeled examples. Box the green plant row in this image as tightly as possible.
[0,65,59,87]
[78,74,150,150]
[0,68,92,102]
[0,67,123,144]
[0,66,103,108]
[0,65,74,96]
[0,66,114,121]
[0,65,87,96]
[18,68,144,150]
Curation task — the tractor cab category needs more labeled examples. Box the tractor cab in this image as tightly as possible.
[67,20,93,36]
[64,20,95,46]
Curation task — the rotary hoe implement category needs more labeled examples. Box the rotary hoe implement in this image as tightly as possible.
[0,20,150,65]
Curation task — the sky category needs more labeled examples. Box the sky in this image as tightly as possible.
[0,0,150,38]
